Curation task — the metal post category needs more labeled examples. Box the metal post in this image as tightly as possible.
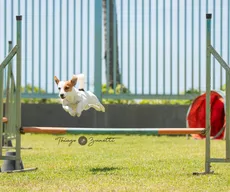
[6,42,13,118]
[94,0,102,101]
[205,13,212,174]
[226,72,230,159]
[15,15,22,170]
[4,41,13,146]
[106,0,110,92]
[113,0,117,91]
[0,69,4,157]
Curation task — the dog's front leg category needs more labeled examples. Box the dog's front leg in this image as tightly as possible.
[62,104,75,116]
[62,105,70,112]
[76,102,84,117]
[68,108,77,117]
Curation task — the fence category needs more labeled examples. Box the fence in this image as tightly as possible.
[0,0,230,100]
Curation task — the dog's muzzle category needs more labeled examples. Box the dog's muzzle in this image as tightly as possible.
[60,94,65,99]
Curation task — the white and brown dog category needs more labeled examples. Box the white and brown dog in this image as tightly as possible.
[54,74,105,117]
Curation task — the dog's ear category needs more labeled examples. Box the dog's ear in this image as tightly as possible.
[54,76,60,85]
[70,75,78,86]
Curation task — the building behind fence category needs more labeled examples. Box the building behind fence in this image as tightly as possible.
[0,0,229,100]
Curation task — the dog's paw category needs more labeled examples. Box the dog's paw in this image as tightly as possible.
[68,110,76,117]
[63,106,69,112]
[97,104,105,112]
[76,112,81,117]
[69,112,76,117]
[100,105,105,112]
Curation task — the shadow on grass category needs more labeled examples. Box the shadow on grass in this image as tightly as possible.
[90,167,121,174]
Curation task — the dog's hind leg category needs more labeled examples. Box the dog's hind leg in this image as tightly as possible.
[88,103,105,112]
[87,93,105,112]
[96,103,105,112]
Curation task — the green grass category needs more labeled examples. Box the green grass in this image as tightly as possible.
[1,134,230,192]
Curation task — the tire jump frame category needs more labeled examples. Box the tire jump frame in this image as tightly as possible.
[1,14,230,174]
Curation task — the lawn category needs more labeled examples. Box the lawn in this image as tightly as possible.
[0,134,230,192]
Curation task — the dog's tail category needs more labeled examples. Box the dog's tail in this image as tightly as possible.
[77,74,85,90]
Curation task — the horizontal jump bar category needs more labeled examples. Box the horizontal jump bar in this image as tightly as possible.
[210,158,230,163]
[21,127,206,135]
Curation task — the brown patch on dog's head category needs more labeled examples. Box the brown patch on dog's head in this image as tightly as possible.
[54,76,60,85]
[62,76,78,92]
[63,81,74,92]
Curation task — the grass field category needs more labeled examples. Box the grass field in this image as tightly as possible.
[0,134,230,192]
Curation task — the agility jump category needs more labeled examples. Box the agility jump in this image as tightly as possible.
[0,14,230,174]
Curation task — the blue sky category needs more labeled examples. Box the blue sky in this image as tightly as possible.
[0,0,229,96]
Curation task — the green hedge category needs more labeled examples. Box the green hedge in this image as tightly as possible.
[19,84,201,105]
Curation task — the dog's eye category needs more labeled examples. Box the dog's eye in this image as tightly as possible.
[65,86,69,90]
[58,87,61,90]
